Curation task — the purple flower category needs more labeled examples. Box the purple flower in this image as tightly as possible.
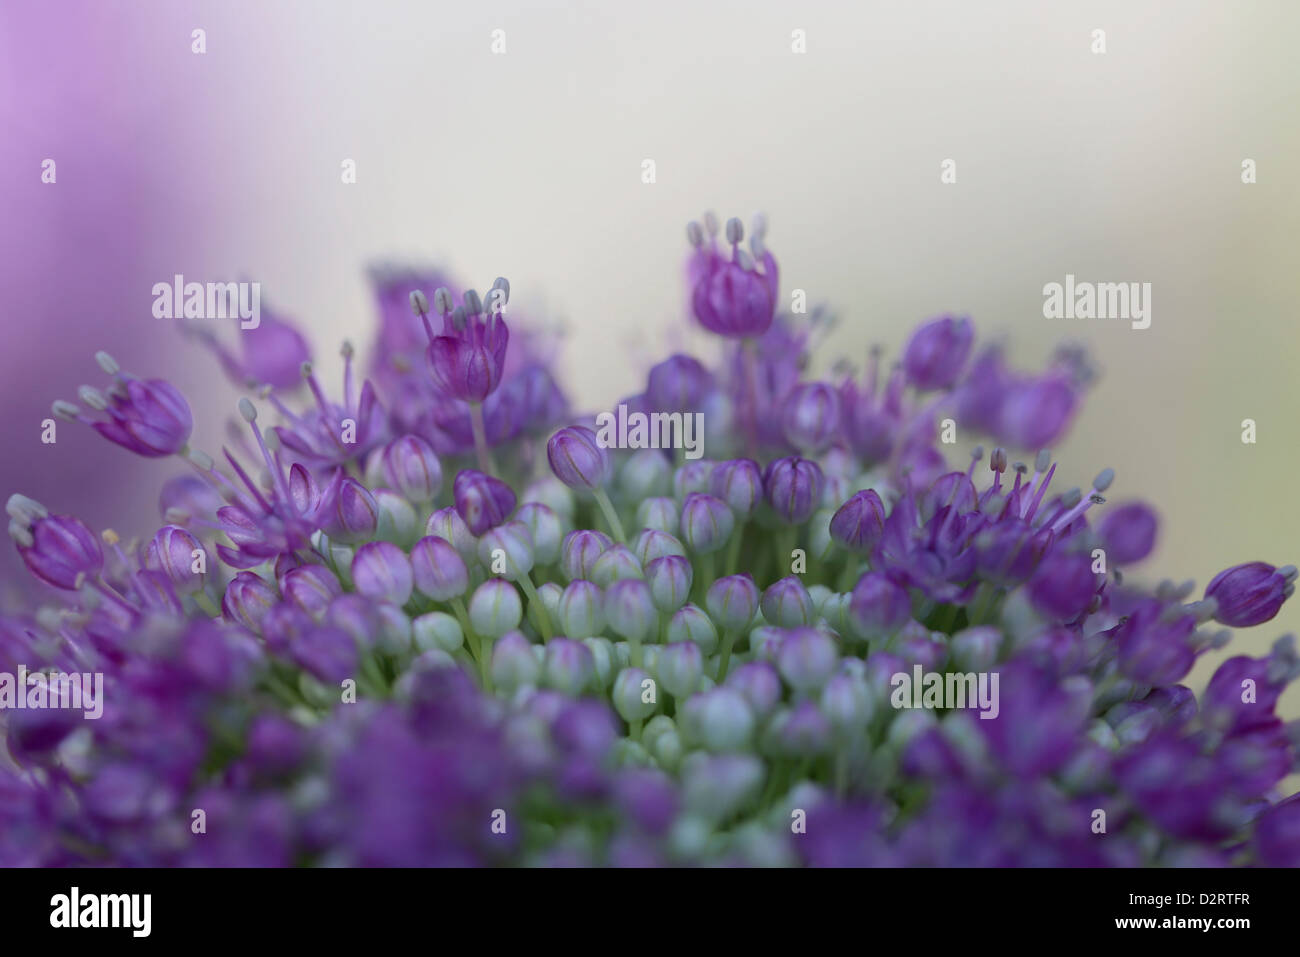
[221,571,278,633]
[1026,552,1098,623]
[376,434,443,504]
[781,382,841,453]
[143,524,206,595]
[829,489,886,555]
[1114,599,1198,686]
[709,458,763,517]
[547,426,610,491]
[902,315,973,390]
[645,354,715,411]
[425,286,510,403]
[453,469,516,535]
[202,308,311,391]
[848,572,912,639]
[282,564,342,618]
[1098,501,1158,565]
[560,529,612,582]
[60,354,193,457]
[761,576,815,628]
[705,574,760,632]
[8,502,102,590]
[689,217,778,339]
[763,456,824,525]
[410,535,470,602]
[351,542,414,606]
[679,492,734,554]
[1204,561,1294,627]
[1254,795,1300,867]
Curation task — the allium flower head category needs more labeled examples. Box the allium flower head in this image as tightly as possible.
[5,216,1296,871]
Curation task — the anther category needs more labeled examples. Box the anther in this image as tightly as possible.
[409,289,429,317]
[52,400,80,421]
[462,289,482,316]
[238,398,258,422]
[1093,468,1115,493]
[94,351,120,376]
[6,494,47,524]
[77,386,108,411]
[989,448,1008,473]
[433,288,454,315]
[686,221,704,247]
[725,217,744,245]
[8,520,33,548]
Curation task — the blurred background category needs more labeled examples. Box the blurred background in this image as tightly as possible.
[3,0,1298,731]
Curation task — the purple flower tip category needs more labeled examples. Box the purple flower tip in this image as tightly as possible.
[547,426,610,491]
[1205,561,1293,628]
[453,469,516,536]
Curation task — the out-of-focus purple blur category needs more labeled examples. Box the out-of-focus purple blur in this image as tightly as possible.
[0,3,225,594]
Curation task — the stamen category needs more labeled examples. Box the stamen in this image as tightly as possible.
[94,351,120,376]
[409,290,429,318]
[1022,462,1056,522]
[725,217,743,246]
[341,341,357,412]
[238,399,292,508]
[6,494,48,524]
[223,448,273,514]
[7,519,33,548]
[52,400,81,421]
[77,386,108,411]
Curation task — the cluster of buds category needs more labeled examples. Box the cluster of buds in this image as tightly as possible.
[2,216,1297,867]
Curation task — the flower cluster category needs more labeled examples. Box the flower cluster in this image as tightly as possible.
[3,216,1298,866]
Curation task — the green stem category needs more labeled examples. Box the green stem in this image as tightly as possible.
[969,582,999,626]
[696,549,717,604]
[775,527,798,583]
[836,560,859,594]
[451,597,493,691]
[469,402,497,475]
[592,487,627,544]
[724,520,746,576]
[516,572,554,641]
[716,628,738,682]
[193,590,220,618]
